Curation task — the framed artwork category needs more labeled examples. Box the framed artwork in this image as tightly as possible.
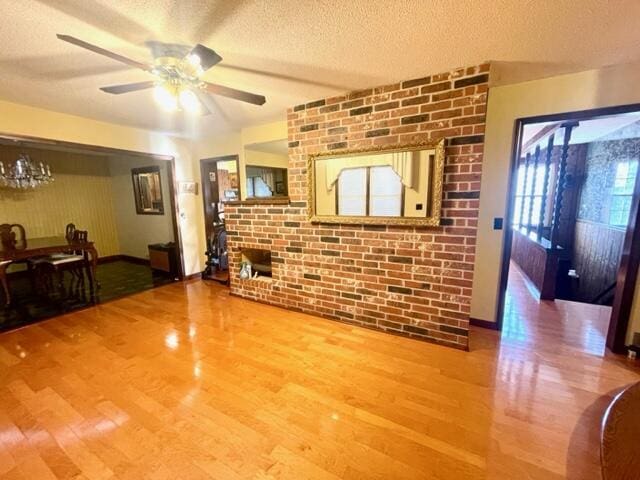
[229,172,239,189]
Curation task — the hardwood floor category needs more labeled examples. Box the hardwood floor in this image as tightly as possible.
[0,273,638,479]
[503,261,613,355]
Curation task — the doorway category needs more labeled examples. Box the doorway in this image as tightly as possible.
[497,105,640,354]
[0,132,184,331]
[199,155,240,284]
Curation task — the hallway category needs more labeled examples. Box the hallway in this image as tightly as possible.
[501,262,612,356]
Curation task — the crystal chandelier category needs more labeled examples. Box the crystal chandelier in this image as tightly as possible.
[0,154,54,189]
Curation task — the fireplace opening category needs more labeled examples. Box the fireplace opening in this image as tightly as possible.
[240,248,272,278]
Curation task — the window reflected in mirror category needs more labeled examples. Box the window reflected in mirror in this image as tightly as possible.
[131,166,164,215]
[245,166,288,198]
[309,140,444,226]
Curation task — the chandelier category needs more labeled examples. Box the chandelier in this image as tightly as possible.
[0,154,54,189]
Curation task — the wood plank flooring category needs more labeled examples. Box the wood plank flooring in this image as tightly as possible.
[0,270,638,479]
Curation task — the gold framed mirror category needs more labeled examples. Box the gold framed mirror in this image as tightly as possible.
[307,139,445,226]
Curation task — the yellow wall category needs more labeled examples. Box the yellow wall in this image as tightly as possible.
[471,61,640,340]
[0,146,121,259]
[0,99,202,275]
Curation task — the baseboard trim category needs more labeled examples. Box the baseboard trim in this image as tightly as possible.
[470,318,500,330]
[183,272,202,281]
[97,255,121,264]
[121,255,150,266]
[97,254,149,266]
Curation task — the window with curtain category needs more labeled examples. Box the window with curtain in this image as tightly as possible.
[338,168,367,215]
[513,162,548,228]
[609,159,638,226]
[337,166,403,216]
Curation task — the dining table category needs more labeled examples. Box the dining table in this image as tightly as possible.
[0,236,98,305]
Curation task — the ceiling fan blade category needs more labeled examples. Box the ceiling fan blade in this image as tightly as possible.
[189,44,222,71]
[202,82,266,106]
[100,81,156,94]
[57,34,152,72]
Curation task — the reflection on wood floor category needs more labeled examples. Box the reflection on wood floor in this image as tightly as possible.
[0,276,638,479]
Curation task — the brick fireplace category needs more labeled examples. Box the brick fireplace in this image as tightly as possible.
[225,63,489,350]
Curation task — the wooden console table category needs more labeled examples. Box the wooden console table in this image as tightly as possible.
[0,236,98,305]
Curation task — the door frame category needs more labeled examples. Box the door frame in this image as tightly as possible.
[495,103,640,353]
[199,154,241,239]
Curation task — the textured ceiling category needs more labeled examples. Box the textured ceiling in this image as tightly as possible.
[2,0,640,138]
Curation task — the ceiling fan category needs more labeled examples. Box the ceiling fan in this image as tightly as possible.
[56,34,266,114]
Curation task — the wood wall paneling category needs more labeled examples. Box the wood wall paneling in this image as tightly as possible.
[572,220,625,303]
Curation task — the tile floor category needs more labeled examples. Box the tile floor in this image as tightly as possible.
[0,260,175,333]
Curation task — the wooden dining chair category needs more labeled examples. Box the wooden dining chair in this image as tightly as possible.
[31,229,90,298]
[65,223,76,243]
[0,223,26,249]
[0,224,27,305]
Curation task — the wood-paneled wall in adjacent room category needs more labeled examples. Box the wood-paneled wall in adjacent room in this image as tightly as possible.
[0,145,120,259]
[573,220,625,303]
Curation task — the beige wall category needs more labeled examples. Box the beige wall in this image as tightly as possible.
[0,99,202,275]
[108,156,175,259]
[471,61,640,342]
[0,145,120,259]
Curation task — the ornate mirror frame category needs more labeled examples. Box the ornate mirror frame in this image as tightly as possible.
[307,139,445,226]
[131,165,165,215]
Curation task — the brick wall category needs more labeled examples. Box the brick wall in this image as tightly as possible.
[225,63,490,350]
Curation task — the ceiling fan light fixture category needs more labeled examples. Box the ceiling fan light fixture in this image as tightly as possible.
[153,83,178,112]
[186,53,201,68]
[179,88,201,114]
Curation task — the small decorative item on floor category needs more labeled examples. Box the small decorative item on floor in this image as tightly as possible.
[239,262,252,280]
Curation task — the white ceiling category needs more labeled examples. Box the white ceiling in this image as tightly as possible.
[2,0,640,138]
[522,113,640,149]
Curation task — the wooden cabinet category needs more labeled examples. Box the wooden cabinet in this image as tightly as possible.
[148,243,178,278]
